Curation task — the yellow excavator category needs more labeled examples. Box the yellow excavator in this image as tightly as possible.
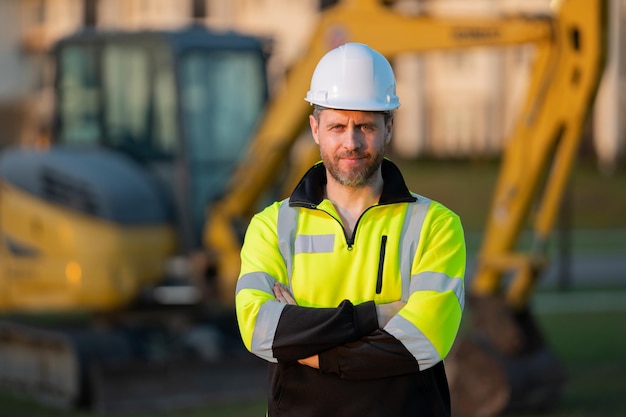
[0,25,272,411]
[0,0,606,415]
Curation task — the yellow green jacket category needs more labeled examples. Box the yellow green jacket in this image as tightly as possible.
[236,159,465,416]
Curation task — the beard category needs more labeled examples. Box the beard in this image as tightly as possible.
[320,144,385,188]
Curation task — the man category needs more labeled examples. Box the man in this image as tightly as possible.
[236,43,465,417]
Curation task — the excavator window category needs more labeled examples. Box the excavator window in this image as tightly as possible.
[56,44,101,145]
[103,44,155,155]
[55,40,177,160]
[179,49,266,240]
[180,50,265,163]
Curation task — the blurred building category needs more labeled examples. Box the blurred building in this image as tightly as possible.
[0,0,624,167]
[393,1,531,158]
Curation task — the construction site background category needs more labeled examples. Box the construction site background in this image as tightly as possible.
[1,2,625,415]
[0,0,624,171]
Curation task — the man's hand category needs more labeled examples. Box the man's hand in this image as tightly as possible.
[298,355,319,369]
[273,283,320,368]
[376,300,406,328]
[273,282,297,305]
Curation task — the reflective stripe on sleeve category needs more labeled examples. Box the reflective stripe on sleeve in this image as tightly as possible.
[250,300,285,363]
[384,314,441,370]
[399,194,431,301]
[385,273,464,369]
[236,271,276,296]
[410,271,465,311]
[277,199,298,287]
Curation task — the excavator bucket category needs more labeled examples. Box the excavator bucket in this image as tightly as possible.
[447,295,567,417]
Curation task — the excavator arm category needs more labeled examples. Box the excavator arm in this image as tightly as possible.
[207,0,555,300]
[448,2,607,415]
[207,0,606,415]
[473,0,607,307]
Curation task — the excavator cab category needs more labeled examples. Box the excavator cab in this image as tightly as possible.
[0,27,269,312]
[53,28,269,249]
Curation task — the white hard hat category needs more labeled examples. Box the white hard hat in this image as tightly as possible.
[305,43,400,111]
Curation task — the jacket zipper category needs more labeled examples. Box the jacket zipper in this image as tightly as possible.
[300,203,380,251]
[302,204,353,249]
[346,206,376,249]
[376,235,387,294]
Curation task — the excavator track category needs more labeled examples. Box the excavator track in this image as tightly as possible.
[0,320,99,408]
[0,318,267,413]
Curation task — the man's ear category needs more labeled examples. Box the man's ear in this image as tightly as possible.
[309,114,320,145]
[384,116,394,145]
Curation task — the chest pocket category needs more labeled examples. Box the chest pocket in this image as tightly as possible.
[277,197,431,301]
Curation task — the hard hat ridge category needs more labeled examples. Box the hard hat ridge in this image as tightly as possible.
[305,43,400,111]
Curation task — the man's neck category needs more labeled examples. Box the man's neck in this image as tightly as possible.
[325,174,383,234]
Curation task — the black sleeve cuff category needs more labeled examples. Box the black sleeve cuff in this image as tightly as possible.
[353,300,378,338]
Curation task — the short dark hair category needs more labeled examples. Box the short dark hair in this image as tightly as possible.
[312,105,394,125]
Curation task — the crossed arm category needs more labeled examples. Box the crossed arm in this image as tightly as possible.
[273,282,406,369]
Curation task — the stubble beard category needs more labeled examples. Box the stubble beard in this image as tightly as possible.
[321,146,385,188]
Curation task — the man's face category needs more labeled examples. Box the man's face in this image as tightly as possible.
[309,109,393,188]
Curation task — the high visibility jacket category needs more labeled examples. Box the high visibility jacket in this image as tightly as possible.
[236,159,466,417]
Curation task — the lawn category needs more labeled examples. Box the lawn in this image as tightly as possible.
[393,156,626,232]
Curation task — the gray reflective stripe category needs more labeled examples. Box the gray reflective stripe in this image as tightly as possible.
[399,194,431,301]
[250,301,285,363]
[295,234,335,254]
[277,199,298,287]
[236,271,276,296]
[410,271,465,311]
[385,314,441,370]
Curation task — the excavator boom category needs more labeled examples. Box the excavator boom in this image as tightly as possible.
[209,0,606,303]
[208,0,558,300]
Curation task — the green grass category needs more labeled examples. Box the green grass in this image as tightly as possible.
[393,157,626,231]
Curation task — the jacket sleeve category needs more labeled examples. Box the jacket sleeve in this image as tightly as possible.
[318,203,466,379]
[235,202,379,363]
[319,330,419,379]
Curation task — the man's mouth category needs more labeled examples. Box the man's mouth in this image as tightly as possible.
[339,153,367,160]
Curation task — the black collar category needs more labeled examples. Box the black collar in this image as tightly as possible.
[289,158,417,207]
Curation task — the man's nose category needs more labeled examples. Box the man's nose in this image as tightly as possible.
[343,126,362,150]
